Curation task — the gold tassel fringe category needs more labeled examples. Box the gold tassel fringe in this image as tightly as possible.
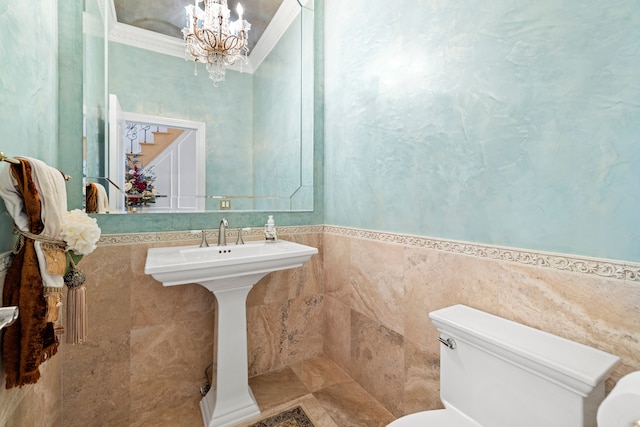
[66,285,88,344]
[64,257,88,344]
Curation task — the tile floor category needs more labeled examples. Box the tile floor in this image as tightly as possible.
[146,355,396,427]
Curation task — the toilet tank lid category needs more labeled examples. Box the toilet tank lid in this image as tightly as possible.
[429,305,620,396]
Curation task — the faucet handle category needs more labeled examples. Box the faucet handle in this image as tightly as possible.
[191,229,209,247]
[236,227,251,245]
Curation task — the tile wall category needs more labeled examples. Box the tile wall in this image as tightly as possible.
[323,228,640,417]
[7,225,635,425]
[0,355,61,426]
[0,259,62,427]
[61,229,323,426]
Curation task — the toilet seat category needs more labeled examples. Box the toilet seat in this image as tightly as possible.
[387,409,481,427]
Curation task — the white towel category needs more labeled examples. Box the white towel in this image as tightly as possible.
[0,163,28,231]
[0,157,68,288]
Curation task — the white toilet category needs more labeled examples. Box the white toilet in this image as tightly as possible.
[389,304,622,427]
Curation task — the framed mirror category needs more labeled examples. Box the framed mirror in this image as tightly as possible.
[83,0,314,213]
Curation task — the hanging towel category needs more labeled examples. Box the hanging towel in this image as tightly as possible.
[85,182,109,213]
[0,157,67,388]
[28,157,68,286]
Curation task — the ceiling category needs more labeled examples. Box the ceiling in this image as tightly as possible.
[113,0,285,51]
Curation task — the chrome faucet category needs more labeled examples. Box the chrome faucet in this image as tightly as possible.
[218,218,228,246]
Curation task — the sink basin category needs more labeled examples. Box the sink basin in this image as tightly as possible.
[145,239,318,291]
[144,239,318,427]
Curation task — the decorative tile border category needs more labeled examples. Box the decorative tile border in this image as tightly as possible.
[11,224,632,283]
[324,226,640,282]
[97,225,324,246]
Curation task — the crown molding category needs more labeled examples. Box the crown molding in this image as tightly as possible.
[248,0,303,71]
[109,22,249,73]
[106,0,116,34]
[109,22,191,61]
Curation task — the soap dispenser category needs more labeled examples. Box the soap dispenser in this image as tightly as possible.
[264,215,278,242]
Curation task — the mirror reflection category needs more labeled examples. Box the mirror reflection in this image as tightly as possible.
[83,0,314,213]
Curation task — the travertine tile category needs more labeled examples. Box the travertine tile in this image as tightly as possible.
[403,248,452,349]
[493,261,640,382]
[313,382,396,427]
[283,233,324,301]
[247,302,289,376]
[131,394,201,427]
[249,234,322,306]
[6,356,62,427]
[249,366,310,410]
[248,269,291,308]
[287,295,325,363]
[349,310,405,417]
[62,335,131,427]
[323,296,351,370]
[60,231,640,427]
[130,275,215,329]
[130,320,213,418]
[80,245,133,340]
[323,233,351,302]
[290,355,353,393]
[350,239,405,335]
[403,339,442,414]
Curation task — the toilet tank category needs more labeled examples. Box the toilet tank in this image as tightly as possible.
[429,305,620,427]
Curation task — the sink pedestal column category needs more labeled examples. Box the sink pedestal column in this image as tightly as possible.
[200,279,261,427]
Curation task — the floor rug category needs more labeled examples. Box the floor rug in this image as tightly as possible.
[248,405,315,427]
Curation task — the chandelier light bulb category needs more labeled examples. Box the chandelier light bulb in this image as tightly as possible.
[182,0,251,87]
[237,4,243,23]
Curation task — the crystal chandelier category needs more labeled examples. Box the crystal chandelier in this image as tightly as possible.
[182,0,251,86]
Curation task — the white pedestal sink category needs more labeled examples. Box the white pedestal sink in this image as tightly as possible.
[144,239,318,427]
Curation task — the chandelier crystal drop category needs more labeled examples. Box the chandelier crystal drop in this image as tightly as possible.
[182,0,251,87]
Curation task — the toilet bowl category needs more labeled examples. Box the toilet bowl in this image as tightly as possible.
[387,409,479,427]
[388,305,621,427]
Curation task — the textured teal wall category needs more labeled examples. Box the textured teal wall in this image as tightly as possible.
[58,0,84,211]
[0,0,60,252]
[324,0,640,261]
[0,1,58,162]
